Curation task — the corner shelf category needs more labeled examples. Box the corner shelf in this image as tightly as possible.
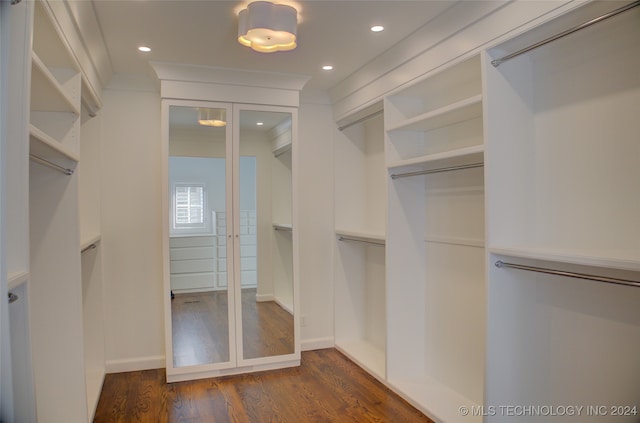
[30,53,80,115]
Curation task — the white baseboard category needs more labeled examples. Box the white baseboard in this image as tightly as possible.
[105,355,165,374]
[256,293,275,302]
[301,337,335,351]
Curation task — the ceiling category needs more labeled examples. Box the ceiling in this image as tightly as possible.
[91,0,458,91]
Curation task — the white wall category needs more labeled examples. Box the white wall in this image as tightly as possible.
[298,92,336,350]
[99,78,165,372]
[95,79,336,370]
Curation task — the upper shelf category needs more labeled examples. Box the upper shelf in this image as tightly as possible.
[29,124,79,164]
[273,223,293,232]
[31,53,80,115]
[388,145,484,175]
[386,95,482,133]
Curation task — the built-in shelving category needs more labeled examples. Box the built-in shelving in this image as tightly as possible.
[27,1,91,421]
[80,235,101,253]
[386,94,482,133]
[30,53,80,115]
[387,144,483,176]
[334,103,387,382]
[484,1,640,418]
[272,223,292,232]
[385,52,486,422]
[8,271,30,291]
[29,124,79,165]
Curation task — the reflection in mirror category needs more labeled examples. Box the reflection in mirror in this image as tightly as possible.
[240,110,295,360]
[168,106,231,368]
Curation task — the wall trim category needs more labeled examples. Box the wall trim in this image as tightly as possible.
[105,355,165,374]
[301,337,335,351]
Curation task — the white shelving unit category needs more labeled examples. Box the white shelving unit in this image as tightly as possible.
[384,54,485,422]
[484,1,640,421]
[79,101,105,421]
[271,124,294,314]
[27,1,105,421]
[334,103,387,381]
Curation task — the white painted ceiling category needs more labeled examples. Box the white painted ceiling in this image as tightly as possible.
[91,0,458,91]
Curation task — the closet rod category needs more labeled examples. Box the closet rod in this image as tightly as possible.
[29,154,74,175]
[338,109,383,131]
[338,236,385,247]
[491,0,640,67]
[390,162,483,179]
[495,260,640,288]
[81,243,97,254]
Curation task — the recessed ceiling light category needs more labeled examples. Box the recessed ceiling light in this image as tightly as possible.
[138,46,151,52]
[371,25,384,32]
[322,65,334,71]
[256,122,264,126]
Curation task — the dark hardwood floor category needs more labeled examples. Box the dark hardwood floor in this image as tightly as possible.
[94,348,433,422]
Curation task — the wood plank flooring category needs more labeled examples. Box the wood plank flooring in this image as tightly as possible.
[172,289,294,367]
[94,348,434,423]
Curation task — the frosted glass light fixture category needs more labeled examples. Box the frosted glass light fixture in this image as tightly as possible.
[238,1,298,53]
[198,108,226,127]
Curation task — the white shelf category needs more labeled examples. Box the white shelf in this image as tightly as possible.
[272,142,291,157]
[335,229,385,245]
[29,124,79,164]
[387,95,482,133]
[8,270,30,291]
[489,245,640,273]
[272,223,292,232]
[335,340,385,381]
[387,145,483,174]
[388,375,481,423]
[80,234,101,253]
[30,53,80,115]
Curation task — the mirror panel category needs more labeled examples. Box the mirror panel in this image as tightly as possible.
[168,105,232,368]
[239,109,295,360]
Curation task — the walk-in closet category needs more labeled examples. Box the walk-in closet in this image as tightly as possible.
[1,0,638,422]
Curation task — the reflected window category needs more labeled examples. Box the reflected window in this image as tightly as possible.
[174,184,205,228]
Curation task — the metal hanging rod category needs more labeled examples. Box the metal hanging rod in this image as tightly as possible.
[391,162,483,179]
[492,0,640,67]
[29,154,74,175]
[81,243,98,254]
[495,260,640,288]
[338,236,385,247]
[338,109,384,132]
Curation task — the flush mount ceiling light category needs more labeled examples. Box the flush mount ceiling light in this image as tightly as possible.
[198,108,226,127]
[238,1,298,53]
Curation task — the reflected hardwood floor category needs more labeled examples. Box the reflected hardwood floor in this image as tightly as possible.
[172,289,294,367]
[242,288,294,359]
[93,348,434,423]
